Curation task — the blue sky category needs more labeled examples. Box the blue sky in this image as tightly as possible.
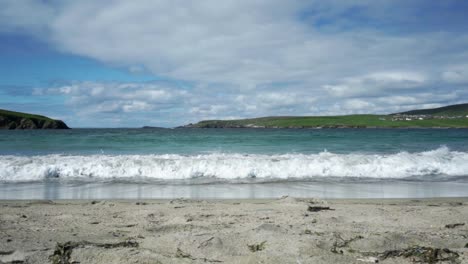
[1,1,468,127]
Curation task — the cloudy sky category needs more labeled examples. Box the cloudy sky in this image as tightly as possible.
[1,1,468,127]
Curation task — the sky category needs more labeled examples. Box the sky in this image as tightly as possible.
[1,1,468,128]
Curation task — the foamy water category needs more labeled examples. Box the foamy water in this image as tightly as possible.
[1,146,467,182]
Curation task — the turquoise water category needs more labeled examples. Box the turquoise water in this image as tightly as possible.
[1,128,468,155]
[1,128,468,199]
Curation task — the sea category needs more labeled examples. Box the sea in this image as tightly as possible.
[1,128,468,199]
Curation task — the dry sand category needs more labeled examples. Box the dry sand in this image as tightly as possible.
[1,197,468,263]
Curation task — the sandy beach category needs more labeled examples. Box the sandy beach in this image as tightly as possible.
[0,197,467,263]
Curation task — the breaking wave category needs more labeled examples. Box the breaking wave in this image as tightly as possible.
[1,147,467,182]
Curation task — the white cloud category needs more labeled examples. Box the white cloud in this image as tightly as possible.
[36,80,322,126]
[442,65,468,84]
[343,99,375,111]
[0,0,55,35]
[2,1,468,126]
[5,1,465,88]
[324,71,427,98]
[190,105,229,116]
[42,81,189,115]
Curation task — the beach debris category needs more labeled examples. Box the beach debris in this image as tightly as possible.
[307,205,334,212]
[248,241,267,252]
[198,236,224,249]
[175,248,194,259]
[277,195,296,202]
[169,198,189,204]
[49,240,138,264]
[304,229,312,235]
[110,231,128,237]
[277,196,327,205]
[200,214,214,218]
[378,246,459,263]
[445,223,465,229]
[331,234,363,254]
[198,237,215,248]
[357,256,379,263]
[177,246,222,262]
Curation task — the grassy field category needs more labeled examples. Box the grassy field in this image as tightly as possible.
[397,103,468,116]
[0,109,54,121]
[193,115,468,128]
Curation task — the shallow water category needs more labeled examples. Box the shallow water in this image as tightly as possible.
[2,180,468,200]
[2,128,468,156]
[1,128,467,199]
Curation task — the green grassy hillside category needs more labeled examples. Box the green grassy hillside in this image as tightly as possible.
[186,103,468,128]
[396,103,468,116]
[191,114,468,128]
[0,109,54,121]
[0,109,69,129]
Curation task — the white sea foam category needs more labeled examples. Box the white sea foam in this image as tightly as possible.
[0,147,467,182]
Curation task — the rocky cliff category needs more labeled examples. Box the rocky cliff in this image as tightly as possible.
[0,109,70,129]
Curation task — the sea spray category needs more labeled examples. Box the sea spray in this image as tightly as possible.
[0,146,467,182]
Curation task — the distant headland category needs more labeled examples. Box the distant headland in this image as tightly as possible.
[182,103,468,129]
[0,109,69,129]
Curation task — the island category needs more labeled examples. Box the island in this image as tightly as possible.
[182,103,468,129]
[141,126,168,129]
[0,109,70,129]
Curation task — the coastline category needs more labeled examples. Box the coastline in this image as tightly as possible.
[3,180,468,200]
[1,197,467,263]
[179,126,468,129]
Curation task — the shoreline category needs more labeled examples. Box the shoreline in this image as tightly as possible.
[3,180,468,200]
[2,196,468,202]
[1,197,467,263]
[179,126,468,129]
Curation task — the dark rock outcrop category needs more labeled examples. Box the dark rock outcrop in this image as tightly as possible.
[0,110,70,130]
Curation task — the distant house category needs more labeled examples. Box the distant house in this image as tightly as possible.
[389,113,465,121]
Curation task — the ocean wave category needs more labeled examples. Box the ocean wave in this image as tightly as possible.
[0,147,467,182]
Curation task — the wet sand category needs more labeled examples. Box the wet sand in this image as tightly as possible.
[3,180,468,200]
[1,197,468,263]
